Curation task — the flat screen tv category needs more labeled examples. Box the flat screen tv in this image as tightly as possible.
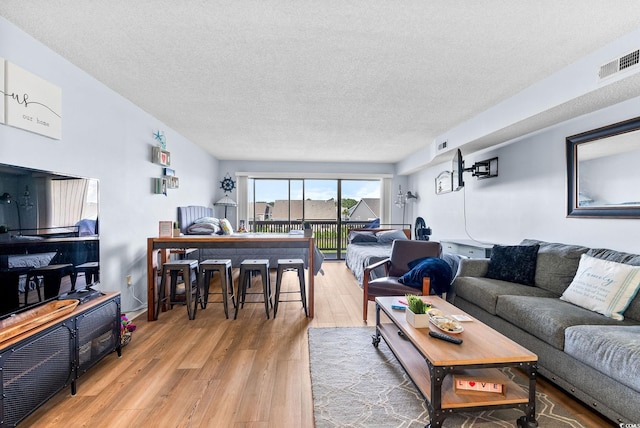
[452,148,465,191]
[0,163,99,319]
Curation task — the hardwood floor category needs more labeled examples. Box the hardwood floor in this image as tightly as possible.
[23,261,614,427]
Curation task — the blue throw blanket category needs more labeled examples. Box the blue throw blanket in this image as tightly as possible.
[398,257,453,295]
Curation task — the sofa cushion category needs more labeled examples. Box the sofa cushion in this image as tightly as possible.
[454,277,556,315]
[495,296,632,350]
[588,247,640,323]
[560,254,640,321]
[520,239,589,295]
[485,244,539,286]
[565,325,640,392]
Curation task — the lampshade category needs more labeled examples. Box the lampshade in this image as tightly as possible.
[214,195,237,207]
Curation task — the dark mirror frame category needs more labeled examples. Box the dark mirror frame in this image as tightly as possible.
[567,116,640,218]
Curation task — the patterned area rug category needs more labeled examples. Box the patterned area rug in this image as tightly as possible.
[308,327,586,428]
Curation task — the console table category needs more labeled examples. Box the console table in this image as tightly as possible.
[0,292,120,427]
[373,296,538,427]
[441,239,494,259]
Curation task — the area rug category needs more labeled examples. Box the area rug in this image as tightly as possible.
[308,327,586,428]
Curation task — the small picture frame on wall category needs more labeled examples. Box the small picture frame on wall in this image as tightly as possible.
[167,176,180,189]
[159,221,173,238]
[163,167,175,177]
[152,147,171,166]
[154,177,168,195]
[435,171,453,195]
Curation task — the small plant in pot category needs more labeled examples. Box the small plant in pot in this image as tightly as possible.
[405,294,432,328]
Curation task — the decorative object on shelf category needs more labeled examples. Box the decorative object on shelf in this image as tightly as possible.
[159,221,173,238]
[454,371,506,395]
[237,220,247,233]
[219,173,236,194]
[154,177,168,195]
[405,295,431,328]
[167,176,179,189]
[152,146,171,166]
[173,222,181,237]
[120,313,137,347]
[394,185,418,224]
[153,130,166,149]
[435,171,453,195]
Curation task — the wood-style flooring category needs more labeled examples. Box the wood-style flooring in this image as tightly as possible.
[23,261,615,427]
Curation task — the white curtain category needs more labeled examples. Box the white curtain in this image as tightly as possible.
[49,179,88,228]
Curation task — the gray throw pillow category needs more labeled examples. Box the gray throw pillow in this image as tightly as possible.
[485,244,539,286]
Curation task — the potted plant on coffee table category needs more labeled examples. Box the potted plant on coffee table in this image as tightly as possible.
[405,294,431,328]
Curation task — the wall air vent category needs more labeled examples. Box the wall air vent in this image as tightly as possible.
[437,140,448,151]
[599,49,640,80]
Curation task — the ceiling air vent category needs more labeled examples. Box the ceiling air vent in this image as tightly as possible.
[599,49,640,80]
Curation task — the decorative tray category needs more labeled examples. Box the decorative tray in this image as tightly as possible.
[427,308,464,334]
[0,299,80,343]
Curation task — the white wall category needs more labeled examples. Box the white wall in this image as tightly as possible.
[408,96,640,254]
[0,18,220,311]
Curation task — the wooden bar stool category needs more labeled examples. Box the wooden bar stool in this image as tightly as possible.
[155,259,199,320]
[235,259,271,319]
[274,258,307,318]
[199,259,236,319]
[26,264,77,304]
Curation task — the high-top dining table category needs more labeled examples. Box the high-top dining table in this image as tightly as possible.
[146,233,318,320]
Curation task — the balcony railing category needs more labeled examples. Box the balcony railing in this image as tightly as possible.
[249,220,409,259]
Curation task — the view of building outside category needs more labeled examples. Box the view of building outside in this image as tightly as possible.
[247,178,381,258]
[248,178,380,223]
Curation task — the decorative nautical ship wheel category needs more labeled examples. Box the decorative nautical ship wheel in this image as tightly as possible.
[220,173,236,194]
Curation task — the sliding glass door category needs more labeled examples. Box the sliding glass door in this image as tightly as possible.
[248,178,380,259]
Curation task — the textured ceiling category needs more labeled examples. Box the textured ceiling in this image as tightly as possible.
[2,1,640,164]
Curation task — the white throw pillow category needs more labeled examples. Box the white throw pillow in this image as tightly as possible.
[560,254,640,320]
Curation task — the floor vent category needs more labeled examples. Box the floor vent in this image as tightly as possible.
[599,49,640,80]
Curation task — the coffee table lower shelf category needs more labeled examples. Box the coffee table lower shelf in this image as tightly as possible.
[374,320,537,427]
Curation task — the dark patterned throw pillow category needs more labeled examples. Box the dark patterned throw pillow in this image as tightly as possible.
[485,244,540,286]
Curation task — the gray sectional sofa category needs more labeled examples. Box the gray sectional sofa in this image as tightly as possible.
[448,239,640,425]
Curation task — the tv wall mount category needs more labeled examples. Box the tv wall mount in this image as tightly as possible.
[465,157,498,179]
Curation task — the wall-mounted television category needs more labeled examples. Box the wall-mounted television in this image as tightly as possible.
[451,149,499,191]
[0,163,99,319]
[452,149,465,191]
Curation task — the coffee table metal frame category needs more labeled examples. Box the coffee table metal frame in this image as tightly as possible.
[373,296,538,428]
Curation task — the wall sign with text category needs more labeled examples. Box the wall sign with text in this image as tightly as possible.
[1,59,62,139]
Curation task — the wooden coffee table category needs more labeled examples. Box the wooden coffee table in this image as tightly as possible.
[373,296,538,428]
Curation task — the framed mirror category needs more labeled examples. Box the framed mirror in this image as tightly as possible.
[567,116,640,218]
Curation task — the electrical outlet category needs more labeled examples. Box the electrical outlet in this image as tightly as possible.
[126,275,132,286]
